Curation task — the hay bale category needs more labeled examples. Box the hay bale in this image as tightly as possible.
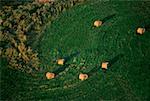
[57,59,65,65]
[94,20,102,27]
[101,62,109,70]
[46,72,55,79]
[79,73,88,81]
[137,27,145,35]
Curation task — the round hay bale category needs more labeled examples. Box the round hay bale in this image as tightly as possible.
[57,59,65,65]
[46,72,55,79]
[94,20,102,27]
[101,62,109,70]
[79,73,88,81]
[137,27,145,35]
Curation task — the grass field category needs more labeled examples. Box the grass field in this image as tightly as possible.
[1,0,150,100]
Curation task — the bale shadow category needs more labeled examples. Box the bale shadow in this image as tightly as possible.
[144,24,150,32]
[87,65,100,76]
[87,53,124,76]
[108,53,124,67]
[92,14,116,28]
[102,14,116,23]
[53,64,70,75]
[53,51,80,75]
[63,51,80,62]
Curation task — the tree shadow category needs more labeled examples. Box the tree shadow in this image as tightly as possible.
[0,58,29,100]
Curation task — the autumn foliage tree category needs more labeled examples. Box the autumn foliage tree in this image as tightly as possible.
[0,0,85,74]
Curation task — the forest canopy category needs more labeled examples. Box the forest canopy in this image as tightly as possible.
[0,0,85,74]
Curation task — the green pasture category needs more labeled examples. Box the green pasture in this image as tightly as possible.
[1,0,150,100]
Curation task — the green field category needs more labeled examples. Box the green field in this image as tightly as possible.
[1,0,150,100]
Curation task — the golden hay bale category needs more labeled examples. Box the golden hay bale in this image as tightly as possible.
[57,59,65,65]
[79,73,88,81]
[137,27,145,35]
[94,20,103,27]
[46,72,55,79]
[101,62,109,70]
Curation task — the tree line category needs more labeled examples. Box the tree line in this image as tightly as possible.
[0,0,85,74]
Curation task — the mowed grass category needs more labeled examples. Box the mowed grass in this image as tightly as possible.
[1,1,150,101]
